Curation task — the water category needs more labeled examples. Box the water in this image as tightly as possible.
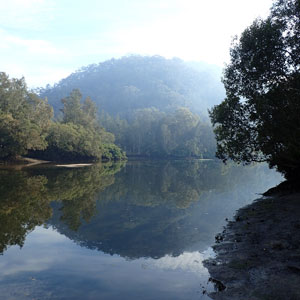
[0,160,282,300]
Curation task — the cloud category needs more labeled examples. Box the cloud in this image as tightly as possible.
[0,0,274,87]
[0,227,68,278]
[151,249,214,273]
[0,0,54,30]
[97,0,273,65]
[0,28,71,86]
[0,30,64,55]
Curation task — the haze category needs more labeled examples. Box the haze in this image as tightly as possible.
[1,0,272,87]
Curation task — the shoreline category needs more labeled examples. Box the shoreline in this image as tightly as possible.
[0,156,212,170]
[0,157,94,170]
[0,157,50,170]
[204,186,300,300]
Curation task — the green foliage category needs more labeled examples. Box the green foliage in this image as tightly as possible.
[43,122,103,161]
[100,107,216,158]
[101,143,127,161]
[210,0,300,179]
[1,58,220,161]
[61,89,83,124]
[0,73,124,162]
[30,89,126,162]
[36,56,222,160]
[61,89,98,128]
[0,72,53,159]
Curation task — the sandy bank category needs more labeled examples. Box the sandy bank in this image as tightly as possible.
[55,163,93,168]
[0,157,94,169]
[0,157,50,170]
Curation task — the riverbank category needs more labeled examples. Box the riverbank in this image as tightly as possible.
[0,157,50,170]
[0,157,94,169]
[204,182,300,300]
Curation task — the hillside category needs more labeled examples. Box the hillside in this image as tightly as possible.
[38,55,224,117]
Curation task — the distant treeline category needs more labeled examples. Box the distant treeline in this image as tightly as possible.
[1,56,220,161]
[100,107,216,158]
[35,55,220,159]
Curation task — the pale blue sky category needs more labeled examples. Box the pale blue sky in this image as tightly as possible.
[0,0,273,87]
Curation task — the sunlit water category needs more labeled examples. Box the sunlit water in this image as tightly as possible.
[0,160,282,299]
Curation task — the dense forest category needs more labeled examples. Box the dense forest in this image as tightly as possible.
[36,55,221,158]
[38,55,224,116]
[99,107,216,158]
[0,56,222,161]
[0,73,125,162]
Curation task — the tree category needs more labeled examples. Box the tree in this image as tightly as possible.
[210,0,300,179]
[42,89,126,162]
[61,89,82,124]
[0,72,53,159]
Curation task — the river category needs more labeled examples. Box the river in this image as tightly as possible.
[0,159,282,299]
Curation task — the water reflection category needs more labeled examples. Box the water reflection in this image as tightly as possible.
[0,160,282,300]
[48,160,282,259]
[0,162,124,254]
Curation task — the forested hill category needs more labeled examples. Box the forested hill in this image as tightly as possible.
[38,55,224,116]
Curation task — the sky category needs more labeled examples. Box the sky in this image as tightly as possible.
[0,0,273,88]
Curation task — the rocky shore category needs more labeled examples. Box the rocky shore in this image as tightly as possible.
[204,182,300,300]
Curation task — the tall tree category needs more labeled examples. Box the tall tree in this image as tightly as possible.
[210,0,300,179]
[61,89,83,125]
[0,72,53,159]
[44,89,125,162]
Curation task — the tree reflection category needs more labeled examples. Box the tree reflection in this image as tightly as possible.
[0,171,51,254]
[45,162,124,230]
[0,162,124,254]
[0,160,280,258]
[49,160,281,259]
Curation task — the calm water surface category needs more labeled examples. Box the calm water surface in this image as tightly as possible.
[0,160,282,299]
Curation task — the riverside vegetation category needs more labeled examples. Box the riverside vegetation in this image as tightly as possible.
[205,0,300,298]
[0,73,126,162]
[0,56,221,162]
[210,0,300,181]
[1,1,299,298]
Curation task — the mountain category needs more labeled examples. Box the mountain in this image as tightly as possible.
[38,55,225,117]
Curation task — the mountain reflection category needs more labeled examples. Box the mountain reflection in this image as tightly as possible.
[0,160,281,259]
[48,160,281,259]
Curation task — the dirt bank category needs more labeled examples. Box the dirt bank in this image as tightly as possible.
[204,184,300,300]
